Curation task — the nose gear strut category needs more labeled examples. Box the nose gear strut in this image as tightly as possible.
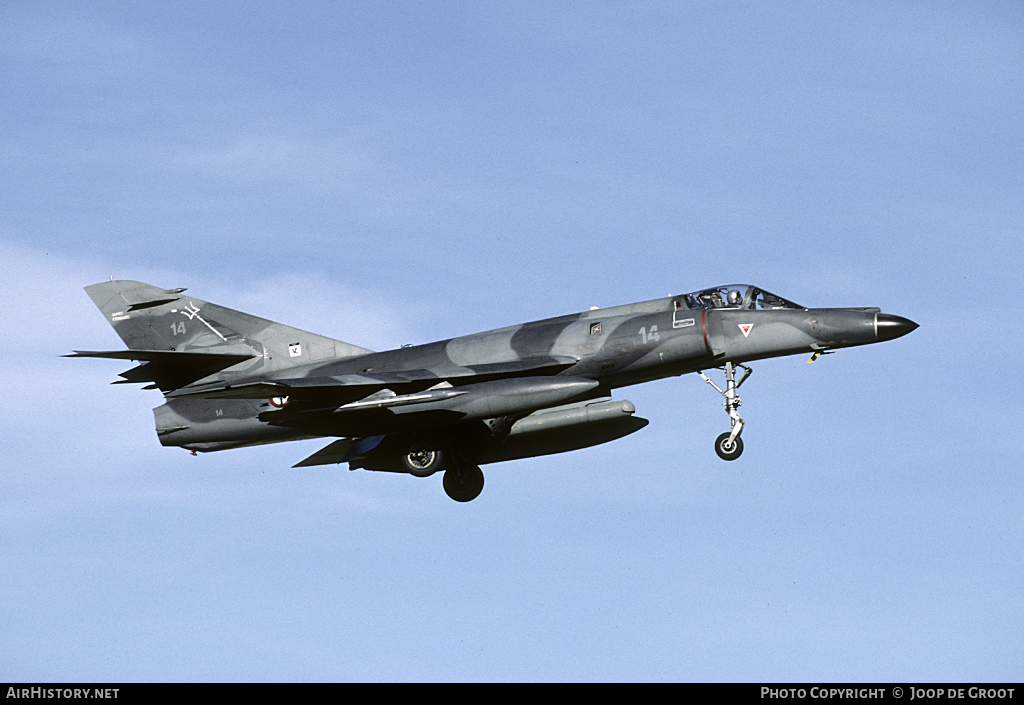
[698,362,752,460]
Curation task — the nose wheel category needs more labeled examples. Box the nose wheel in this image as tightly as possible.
[714,432,744,460]
[698,362,752,461]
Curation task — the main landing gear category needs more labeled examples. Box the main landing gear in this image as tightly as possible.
[402,442,485,502]
[698,362,752,461]
[441,456,485,503]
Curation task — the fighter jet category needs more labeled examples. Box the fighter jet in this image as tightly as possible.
[69,281,917,502]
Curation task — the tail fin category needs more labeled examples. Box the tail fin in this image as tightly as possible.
[74,280,373,391]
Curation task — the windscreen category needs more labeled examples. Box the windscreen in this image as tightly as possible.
[679,285,803,311]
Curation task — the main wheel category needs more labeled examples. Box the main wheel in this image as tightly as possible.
[402,443,445,477]
[714,432,744,461]
[442,461,485,502]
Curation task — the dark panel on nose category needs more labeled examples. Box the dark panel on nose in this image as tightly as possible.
[876,314,919,342]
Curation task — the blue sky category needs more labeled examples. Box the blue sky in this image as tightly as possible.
[2,1,1022,682]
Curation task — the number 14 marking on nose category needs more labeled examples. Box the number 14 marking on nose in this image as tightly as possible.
[639,325,660,344]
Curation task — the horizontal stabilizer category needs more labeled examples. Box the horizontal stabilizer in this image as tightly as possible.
[65,349,256,364]
[66,349,258,391]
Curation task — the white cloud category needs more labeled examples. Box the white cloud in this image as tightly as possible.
[0,10,149,70]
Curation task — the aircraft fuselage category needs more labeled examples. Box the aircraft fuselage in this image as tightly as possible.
[74,280,917,501]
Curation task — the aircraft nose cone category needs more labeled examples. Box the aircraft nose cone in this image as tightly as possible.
[876,314,919,341]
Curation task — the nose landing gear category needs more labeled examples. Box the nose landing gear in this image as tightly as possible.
[714,431,744,461]
[698,362,752,461]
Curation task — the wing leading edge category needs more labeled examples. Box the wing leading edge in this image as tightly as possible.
[164,355,580,402]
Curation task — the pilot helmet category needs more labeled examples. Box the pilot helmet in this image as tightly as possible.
[727,289,742,306]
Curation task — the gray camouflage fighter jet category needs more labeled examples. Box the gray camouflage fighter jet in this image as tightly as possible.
[69,280,917,502]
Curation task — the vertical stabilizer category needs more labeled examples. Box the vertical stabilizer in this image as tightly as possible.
[81,280,374,386]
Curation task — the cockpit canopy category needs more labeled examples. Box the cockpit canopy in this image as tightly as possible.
[679,285,804,311]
